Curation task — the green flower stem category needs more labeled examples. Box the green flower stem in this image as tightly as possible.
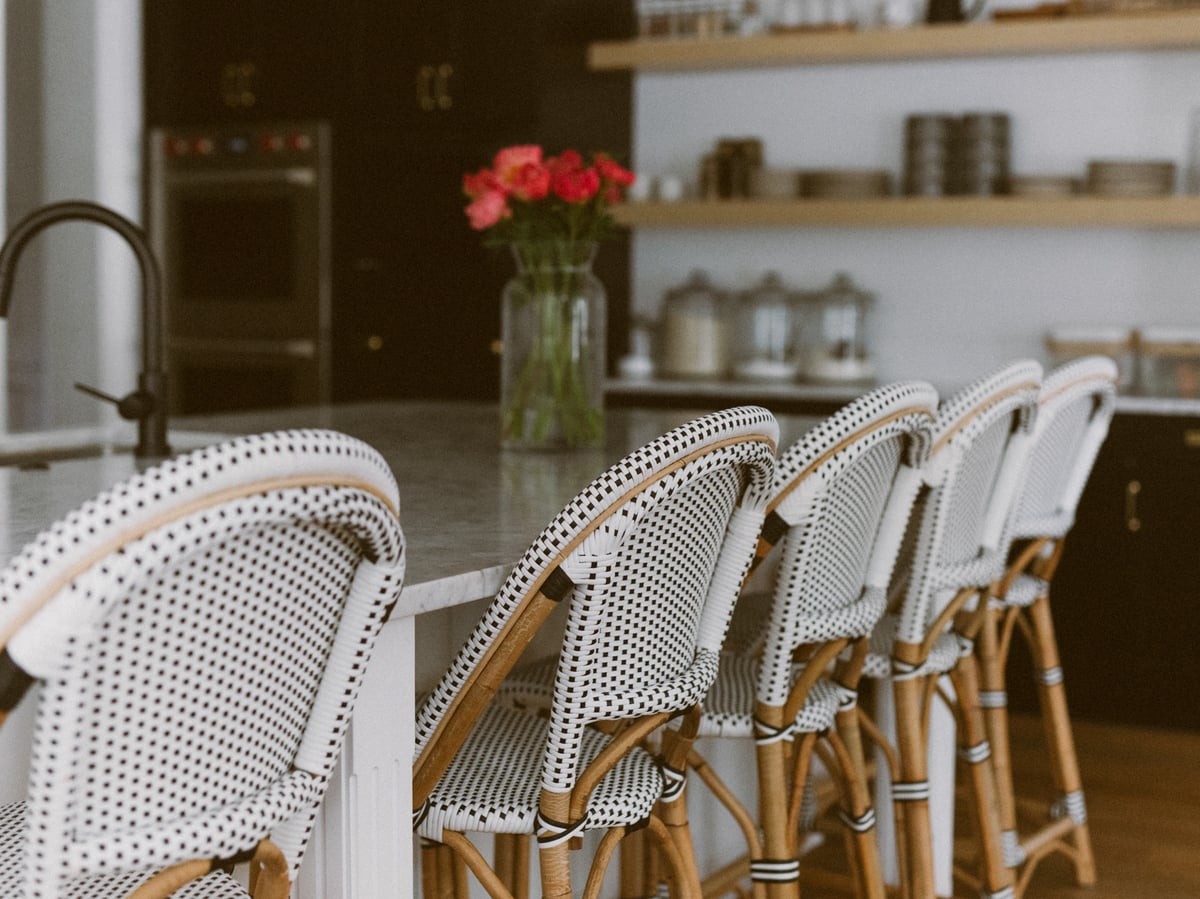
[501,241,604,449]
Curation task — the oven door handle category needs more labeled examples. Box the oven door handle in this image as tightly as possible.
[169,338,317,359]
[165,168,316,187]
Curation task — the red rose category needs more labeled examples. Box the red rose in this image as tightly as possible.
[463,167,502,199]
[548,150,584,176]
[594,154,635,187]
[552,167,601,204]
[510,161,551,201]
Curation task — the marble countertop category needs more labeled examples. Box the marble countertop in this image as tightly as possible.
[0,401,820,618]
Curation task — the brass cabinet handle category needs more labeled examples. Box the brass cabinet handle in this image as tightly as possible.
[435,64,454,109]
[366,335,384,352]
[221,61,257,108]
[1124,479,1142,533]
[416,65,436,111]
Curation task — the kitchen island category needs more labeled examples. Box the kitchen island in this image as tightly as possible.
[0,400,818,897]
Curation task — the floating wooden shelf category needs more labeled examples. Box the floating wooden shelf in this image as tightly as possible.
[612,196,1200,229]
[589,11,1200,70]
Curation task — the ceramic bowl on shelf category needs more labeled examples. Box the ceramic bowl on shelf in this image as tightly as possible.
[801,168,892,198]
[1086,160,1176,196]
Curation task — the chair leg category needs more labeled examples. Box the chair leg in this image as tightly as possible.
[976,606,1023,871]
[754,706,802,899]
[1026,594,1096,888]
[831,704,887,899]
[893,674,937,899]
[657,720,705,898]
[618,825,652,898]
[495,833,531,899]
[949,652,1015,899]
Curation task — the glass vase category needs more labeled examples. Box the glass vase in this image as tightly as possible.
[500,240,606,450]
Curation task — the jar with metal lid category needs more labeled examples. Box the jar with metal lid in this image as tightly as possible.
[1137,326,1200,398]
[1045,325,1135,392]
[658,270,731,380]
[805,272,876,383]
[731,271,805,382]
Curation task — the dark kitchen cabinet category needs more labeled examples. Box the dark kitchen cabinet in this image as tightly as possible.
[144,0,633,405]
[1006,412,1200,730]
[143,0,347,124]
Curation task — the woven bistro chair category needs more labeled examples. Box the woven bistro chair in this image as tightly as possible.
[0,430,406,898]
[688,381,938,899]
[412,406,779,899]
[859,360,1042,899]
[974,356,1117,896]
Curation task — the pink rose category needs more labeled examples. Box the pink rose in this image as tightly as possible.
[552,167,601,204]
[493,145,543,184]
[465,190,511,230]
[510,162,551,201]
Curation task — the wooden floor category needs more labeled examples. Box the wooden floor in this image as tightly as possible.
[986,713,1200,898]
[802,713,1200,898]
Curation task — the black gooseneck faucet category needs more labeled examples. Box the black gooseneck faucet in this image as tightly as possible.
[0,200,170,459]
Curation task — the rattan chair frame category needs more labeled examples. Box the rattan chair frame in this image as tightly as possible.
[413,406,779,899]
[975,356,1116,896]
[860,360,1042,899]
[0,429,406,899]
[685,381,939,899]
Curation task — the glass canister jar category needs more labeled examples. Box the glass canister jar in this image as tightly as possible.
[658,270,731,379]
[731,271,805,382]
[805,272,876,383]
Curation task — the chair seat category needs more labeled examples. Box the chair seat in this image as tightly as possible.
[0,802,250,898]
[416,703,666,841]
[697,652,843,739]
[862,613,968,680]
[992,573,1048,610]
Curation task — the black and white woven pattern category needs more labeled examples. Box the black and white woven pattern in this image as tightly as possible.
[1007,356,1117,544]
[698,381,938,737]
[886,360,1042,651]
[0,430,405,898]
[415,406,778,841]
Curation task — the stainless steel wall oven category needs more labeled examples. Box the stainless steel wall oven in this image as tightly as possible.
[147,120,331,414]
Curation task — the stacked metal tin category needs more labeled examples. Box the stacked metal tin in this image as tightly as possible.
[959,113,1011,195]
[903,112,1010,196]
[903,114,959,196]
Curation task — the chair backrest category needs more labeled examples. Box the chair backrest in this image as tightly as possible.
[754,381,938,709]
[0,430,405,897]
[1009,355,1118,542]
[413,406,777,806]
[894,360,1042,645]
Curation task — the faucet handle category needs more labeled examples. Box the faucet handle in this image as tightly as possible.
[74,382,157,421]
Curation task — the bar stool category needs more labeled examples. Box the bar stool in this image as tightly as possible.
[974,355,1117,895]
[412,407,778,898]
[859,359,1042,899]
[687,381,938,899]
[0,430,406,897]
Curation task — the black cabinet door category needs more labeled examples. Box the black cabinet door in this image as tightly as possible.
[342,0,539,133]
[1044,414,1200,730]
[144,0,347,125]
[332,130,510,402]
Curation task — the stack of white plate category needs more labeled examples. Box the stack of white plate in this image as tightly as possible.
[1086,160,1176,196]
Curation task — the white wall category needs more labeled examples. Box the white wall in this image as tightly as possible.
[631,48,1200,389]
[4,0,140,432]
